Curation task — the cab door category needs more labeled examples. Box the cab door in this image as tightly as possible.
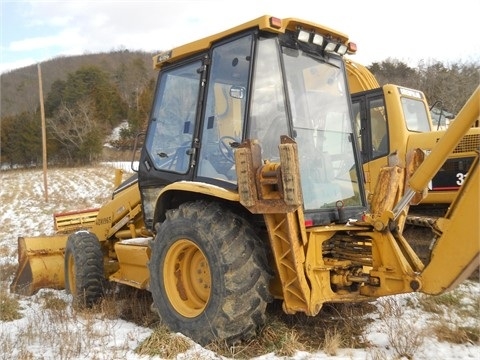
[141,58,204,184]
[195,34,252,184]
[139,57,205,228]
[352,89,390,196]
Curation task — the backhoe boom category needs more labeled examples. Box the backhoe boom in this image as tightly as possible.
[417,86,480,293]
[420,155,479,294]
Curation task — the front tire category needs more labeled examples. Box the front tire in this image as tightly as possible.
[64,231,105,307]
[149,201,272,345]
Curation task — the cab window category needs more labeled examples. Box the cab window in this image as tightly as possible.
[369,99,388,158]
[249,37,288,160]
[401,97,431,132]
[351,95,389,162]
[145,61,201,173]
[197,35,252,181]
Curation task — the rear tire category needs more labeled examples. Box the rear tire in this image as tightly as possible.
[149,201,272,346]
[64,231,105,307]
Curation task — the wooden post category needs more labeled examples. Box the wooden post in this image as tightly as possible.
[38,63,48,202]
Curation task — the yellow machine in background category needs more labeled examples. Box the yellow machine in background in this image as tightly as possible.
[345,59,480,262]
[11,16,479,346]
[347,59,480,225]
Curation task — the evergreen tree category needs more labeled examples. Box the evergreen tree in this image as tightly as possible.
[45,66,128,164]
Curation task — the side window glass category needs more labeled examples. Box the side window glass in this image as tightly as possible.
[351,101,363,154]
[401,97,431,132]
[197,35,252,181]
[145,61,201,173]
[249,37,288,160]
[369,98,388,158]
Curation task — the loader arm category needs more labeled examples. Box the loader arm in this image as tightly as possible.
[10,171,148,295]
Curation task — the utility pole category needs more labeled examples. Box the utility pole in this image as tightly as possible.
[38,63,48,202]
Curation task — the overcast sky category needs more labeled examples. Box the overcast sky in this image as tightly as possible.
[1,0,479,74]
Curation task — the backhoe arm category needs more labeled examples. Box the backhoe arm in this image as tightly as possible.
[404,86,480,294]
[420,155,479,294]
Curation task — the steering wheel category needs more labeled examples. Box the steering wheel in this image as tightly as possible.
[218,136,239,163]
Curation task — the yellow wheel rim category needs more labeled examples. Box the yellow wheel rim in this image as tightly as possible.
[163,239,211,317]
[66,252,77,295]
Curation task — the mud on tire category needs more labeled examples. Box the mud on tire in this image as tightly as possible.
[65,231,105,307]
[149,201,272,346]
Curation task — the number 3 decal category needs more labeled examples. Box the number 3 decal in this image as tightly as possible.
[456,172,467,186]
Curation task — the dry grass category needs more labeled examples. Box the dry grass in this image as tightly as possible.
[376,297,425,359]
[206,317,305,359]
[416,287,480,345]
[205,300,374,359]
[91,285,160,330]
[376,282,480,359]
[0,288,22,321]
[0,168,120,241]
[135,325,192,358]
[418,290,463,313]
[2,269,479,359]
[0,204,154,358]
[322,328,345,356]
[39,290,69,311]
[0,262,17,282]
[0,245,13,258]
[432,318,480,344]
[0,285,158,360]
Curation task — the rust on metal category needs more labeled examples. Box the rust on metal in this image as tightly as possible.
[234,136,302,214]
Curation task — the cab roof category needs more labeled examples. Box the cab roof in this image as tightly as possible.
[153,15,350,70]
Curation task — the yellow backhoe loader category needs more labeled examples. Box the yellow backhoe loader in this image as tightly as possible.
[346,59,480,259]
[11,15,479,346]
[347,59,480,227]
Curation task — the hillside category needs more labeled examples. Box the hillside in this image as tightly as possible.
[2,52,478,121]
[0,50,157,118]
[1,51,477,169]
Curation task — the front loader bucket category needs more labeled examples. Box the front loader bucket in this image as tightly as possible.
[10,235,68,295]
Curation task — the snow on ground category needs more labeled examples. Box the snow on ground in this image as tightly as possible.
[0,165,479,359]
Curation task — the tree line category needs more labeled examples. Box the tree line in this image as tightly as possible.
[369,58,479,116]
[0,55,478,168]
[1,57,155,167]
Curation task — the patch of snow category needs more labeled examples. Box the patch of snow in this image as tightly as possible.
[104,120,130,147]
[1,166,479,359]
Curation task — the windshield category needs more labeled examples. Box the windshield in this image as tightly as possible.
[282,49,363,213]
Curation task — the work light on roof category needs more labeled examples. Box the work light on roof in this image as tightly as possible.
[336,44,348,55]
[312,34,324,46]
[295,28,350,57]
[324,42,337,52]
[297,30,311,43]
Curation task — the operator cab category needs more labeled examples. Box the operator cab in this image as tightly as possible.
[139,16,367,227]
[352,86,432,164]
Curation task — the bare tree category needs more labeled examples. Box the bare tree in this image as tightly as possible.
[47,98,103,163]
